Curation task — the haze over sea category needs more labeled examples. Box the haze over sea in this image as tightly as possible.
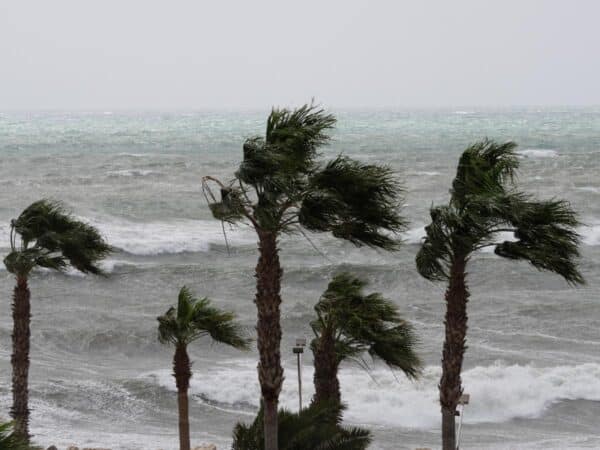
[1,108,599,449]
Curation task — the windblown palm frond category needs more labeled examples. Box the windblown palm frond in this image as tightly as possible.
[416,140,584,285]
[4,199,111,277]
[0,421,30,450]
[157,286,251,349]
[312,272,421,377]
[204,103,406,244]
[299,156,407,249]
[231,402,371,450]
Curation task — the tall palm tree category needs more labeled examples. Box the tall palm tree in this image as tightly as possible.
[204,104,407,450]
[3,199,111,442]
[416,140,584,450]
[311,272,421,406]
[157,286,250,450]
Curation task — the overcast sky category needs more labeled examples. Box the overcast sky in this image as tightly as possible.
[1,1,599,109]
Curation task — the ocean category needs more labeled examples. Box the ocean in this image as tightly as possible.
[0,108,599,449]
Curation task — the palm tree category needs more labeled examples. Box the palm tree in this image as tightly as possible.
[232,401,371,450]
[157,286,250,450]
[311,272,421,406]
[416,140,584,450]
[0,421,30,450]
[203,103,406,450]
[3,199,111,442]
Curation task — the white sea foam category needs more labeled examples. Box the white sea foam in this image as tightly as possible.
[107,169,161,177]
[576,186,600,193]
[411,171,441,177]
[582,224,600,246]
[143,361,600,430]
[403,225,426,244]
[90,217,255,255]
[517,149,559,158]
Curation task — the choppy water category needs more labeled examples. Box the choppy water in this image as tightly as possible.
[0,108,599,449]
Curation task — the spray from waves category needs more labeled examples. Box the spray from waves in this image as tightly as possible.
[143,361,600,430]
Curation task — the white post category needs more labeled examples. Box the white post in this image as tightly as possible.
[293,338,306,411]
[456,393,470,450]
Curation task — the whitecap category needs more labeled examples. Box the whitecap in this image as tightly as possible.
[581,224,600,246]
[142,361,600,430]
[88,216,255,255]
[517,149,559,158]
[403,225,426,244]
[106,169,161,177]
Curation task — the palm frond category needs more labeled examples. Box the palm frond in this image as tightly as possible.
[313,273,422,379]
[158,286,251,349]
[495,199,584,284]
[418,140,584,286]
[231,402,371,450]
[8,199,112,275]
[0,421,31,450]
[299,156,407,249]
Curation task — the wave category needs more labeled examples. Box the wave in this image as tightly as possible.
[582,224,600,246]
[90,217,255,255]
[107,169,162,177]
[142,361,600,430]
[403,225,426,244]
[576,186,600,194]
[517,149,559,158]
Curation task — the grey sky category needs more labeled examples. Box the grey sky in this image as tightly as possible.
[1,0,599,109]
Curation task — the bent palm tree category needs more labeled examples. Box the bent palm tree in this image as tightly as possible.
[157,286,250,450]
[416,140,584,450]
[3,199,111,442]
[311,272,421,406]
[204,103,406,450]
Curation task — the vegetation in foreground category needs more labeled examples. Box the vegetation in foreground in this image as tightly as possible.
[232,402,371,450]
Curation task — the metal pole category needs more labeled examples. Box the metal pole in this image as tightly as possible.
[293,338,306,412]
[297,351,302,411]
[456,393,469,450]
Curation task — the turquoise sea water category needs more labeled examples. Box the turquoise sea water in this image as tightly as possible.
[0,108,599,449]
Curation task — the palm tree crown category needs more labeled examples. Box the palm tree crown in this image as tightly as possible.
[312,272,421,377]
[158,286,250,350]
[416,139,583,284]
[205,103,407,247]
[4,199,112,277]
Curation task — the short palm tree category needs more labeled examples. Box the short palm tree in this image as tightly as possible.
[311,272,421,407]
[0,421,30,450]
[232,401,371,450]
[157,286,250,450]
[3,199,111,441]
[204,103,406,450]
[416,140,584,450]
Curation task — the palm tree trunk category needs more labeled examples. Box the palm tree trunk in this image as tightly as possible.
[312,329,340,406]
[174,345,192,450]
[11,275,31,442]
[440,257,469,450]
[255,230,284,450]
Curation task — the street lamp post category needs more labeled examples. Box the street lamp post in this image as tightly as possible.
[292,338,306,411]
